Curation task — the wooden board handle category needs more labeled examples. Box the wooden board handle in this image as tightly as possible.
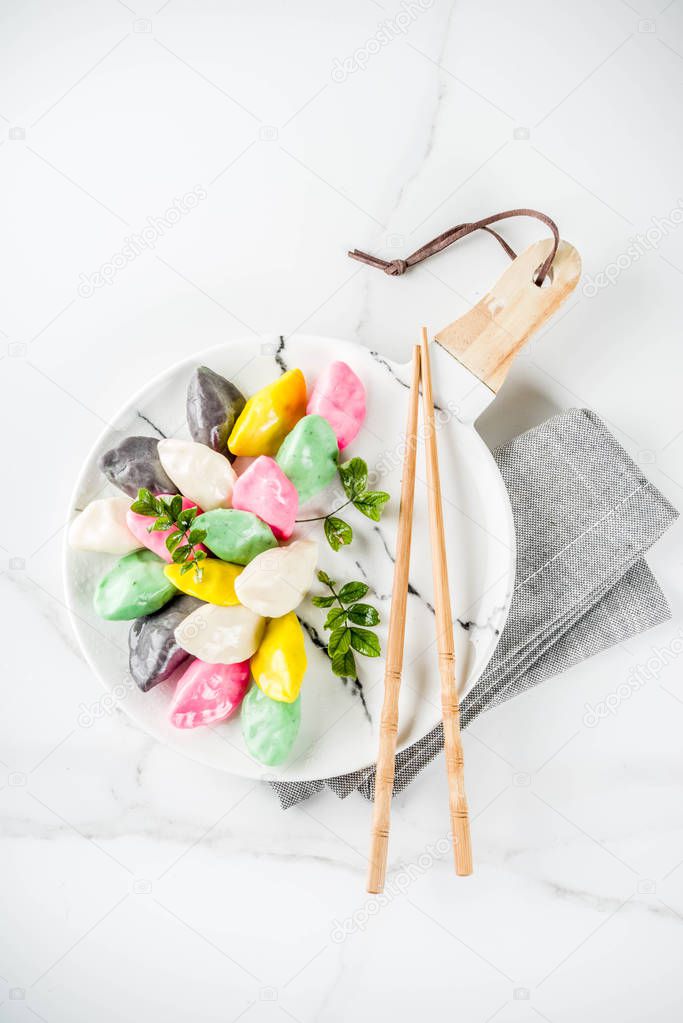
[435,238,581,393]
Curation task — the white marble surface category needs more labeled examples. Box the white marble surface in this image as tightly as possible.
[2,1,683,1020]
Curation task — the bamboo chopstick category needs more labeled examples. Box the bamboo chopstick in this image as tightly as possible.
[367,345,421,895]
[420,327,473,876]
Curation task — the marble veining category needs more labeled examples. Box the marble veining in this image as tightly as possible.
[134,411,167,438]
[275,334,288,374]
[370,348,450,411]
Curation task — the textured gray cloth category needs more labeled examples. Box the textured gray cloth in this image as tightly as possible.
[271,409,678,809]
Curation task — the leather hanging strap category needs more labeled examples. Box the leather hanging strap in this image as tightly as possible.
[348,208,560,286]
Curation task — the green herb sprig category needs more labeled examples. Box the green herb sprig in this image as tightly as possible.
[298,457,390,553]
[312,569,381,678]
[130,488,207,580]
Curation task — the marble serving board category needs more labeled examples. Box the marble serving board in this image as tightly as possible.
[63,334,515,783]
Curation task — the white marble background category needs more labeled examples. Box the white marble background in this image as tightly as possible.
[2,0,683,1019]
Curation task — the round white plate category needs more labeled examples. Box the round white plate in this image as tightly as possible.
[64,334,515,782]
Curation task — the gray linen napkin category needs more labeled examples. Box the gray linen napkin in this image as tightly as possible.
[271,409,678,809]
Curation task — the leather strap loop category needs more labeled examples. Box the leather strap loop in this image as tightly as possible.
[348,208,560,286]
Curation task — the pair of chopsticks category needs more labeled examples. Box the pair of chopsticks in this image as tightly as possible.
[367,328,472,893]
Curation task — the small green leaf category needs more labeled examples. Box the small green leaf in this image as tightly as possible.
[172,544,192,563]
[324,516,353,552]
[338,581,368,604]
[324,607,347,629]
[338,457,368,499]
[151,515,173,531]
[180,561,195,575]
[349,627,381,656]
[188,528,206,545]
[169,495,183,520]
[178,507,197,529]
[353,491,390,521]
[328,626,351,657]
[130,499,156,516]
[347,603,380,626]
[316,568,383,670]
[331,648,356,679]
[166,530,183,552]
[131,488,159,516]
